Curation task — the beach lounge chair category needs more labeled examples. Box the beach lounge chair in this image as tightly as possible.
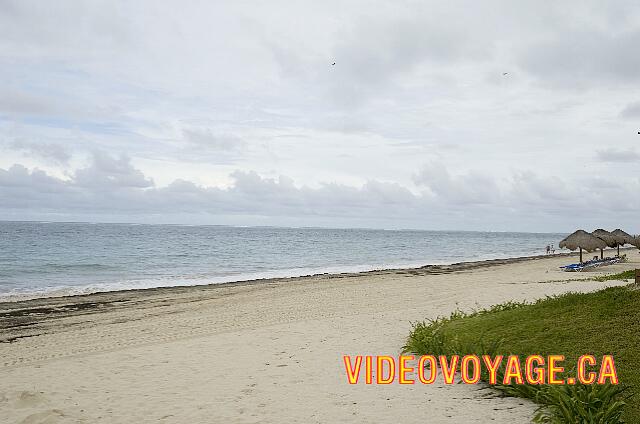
[560,256,625,272]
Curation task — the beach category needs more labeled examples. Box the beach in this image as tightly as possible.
[0,250,637,423]
[3,2,639,422]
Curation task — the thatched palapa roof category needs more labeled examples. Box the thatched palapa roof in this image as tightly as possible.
[591,229,618,248]
[559,230,607,252]
[611,229,633,246]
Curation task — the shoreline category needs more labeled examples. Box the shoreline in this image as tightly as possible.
[1,250,637,423]
[1,251,581,306]
[0,250,585,304]
[1,248,632,342]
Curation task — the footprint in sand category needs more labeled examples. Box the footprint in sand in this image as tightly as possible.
[15,391,47,409]
[19,409,65,424]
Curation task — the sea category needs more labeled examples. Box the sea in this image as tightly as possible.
[0,221,567,301]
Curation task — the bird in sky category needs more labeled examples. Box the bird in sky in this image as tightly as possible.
[332,62,336,66]
[502,72,508,75]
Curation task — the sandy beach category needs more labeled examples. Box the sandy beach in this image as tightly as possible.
[0,250,637,424]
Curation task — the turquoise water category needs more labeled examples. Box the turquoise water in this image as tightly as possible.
[0,221,566,300]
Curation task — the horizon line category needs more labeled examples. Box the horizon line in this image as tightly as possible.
[0,218,570,235]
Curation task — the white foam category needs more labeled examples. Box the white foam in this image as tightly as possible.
[0,249,554,302]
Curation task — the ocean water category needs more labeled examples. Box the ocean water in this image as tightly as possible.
[0,221,566,301]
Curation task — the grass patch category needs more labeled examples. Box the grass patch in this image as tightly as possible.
[594,269,637,282]
[404,286,640,422]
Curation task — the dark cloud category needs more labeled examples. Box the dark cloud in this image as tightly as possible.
[519,29,640,87]
[0,89,53,116]
[619,101,640,119]
[595,148,640,163]
[1,157,638,232]
[7,138,71,164]
[182,128,245,151]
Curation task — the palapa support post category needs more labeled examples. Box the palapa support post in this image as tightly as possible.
[636,269,640,286]
[600,248,603,259]
[580,247,583,263]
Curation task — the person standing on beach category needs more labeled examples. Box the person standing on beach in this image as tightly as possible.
[546,245,550,255]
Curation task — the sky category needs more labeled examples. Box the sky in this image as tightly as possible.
[1,0,639,233]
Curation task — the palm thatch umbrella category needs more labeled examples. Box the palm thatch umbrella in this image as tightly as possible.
[559,230,607,263]
[591,229,617,259]
[611,229,634,256]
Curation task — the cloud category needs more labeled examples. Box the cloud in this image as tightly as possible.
[2,1,640,232]
[73,152,154,189]
[595,148,640,163]
[0,156,421,219]
[317,6,496,109]
[182,128,245,151]
[0,164,63,189]
[0,89,53,116]
[1,157,638,232]
[413,163,500,205]
[508,171,575,208]
[619,101,640,119]
[519,28,640,87]
[6,138,72,164]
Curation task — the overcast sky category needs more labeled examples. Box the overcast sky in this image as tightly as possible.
[1,0,639,232]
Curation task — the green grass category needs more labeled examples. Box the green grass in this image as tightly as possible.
[404,285,640,422]
[594,269,637,282]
